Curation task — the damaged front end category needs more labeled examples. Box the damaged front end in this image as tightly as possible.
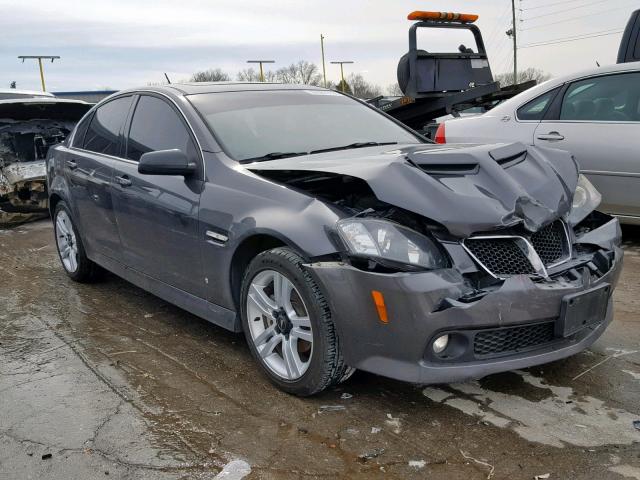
[0,99,91,226]
[248,142,623,384]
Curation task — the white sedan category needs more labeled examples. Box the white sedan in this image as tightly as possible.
[438,61,640,224]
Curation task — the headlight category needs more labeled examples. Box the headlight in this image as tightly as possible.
[335,218,447,270]
[567,174,601,226]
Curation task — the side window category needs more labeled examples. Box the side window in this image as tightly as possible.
[72,113,92,148]
[517,88,558,121]
[560,72,640,122]
[126,95,197,162]
[83,96,132,155]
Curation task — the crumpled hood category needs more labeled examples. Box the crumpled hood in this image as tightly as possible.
[248,142,578,237]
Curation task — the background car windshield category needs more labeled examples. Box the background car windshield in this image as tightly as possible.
[189,90,421,160]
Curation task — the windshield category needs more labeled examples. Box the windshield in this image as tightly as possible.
[188,89,422,161]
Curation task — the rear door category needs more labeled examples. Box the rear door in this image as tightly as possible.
[66,95,133,259]
[110,93,204,296]
[533,71,640,218]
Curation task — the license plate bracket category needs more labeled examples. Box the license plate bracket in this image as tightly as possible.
[557,284,610,338]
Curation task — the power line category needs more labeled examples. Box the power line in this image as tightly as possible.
[519,29,623,48]
[521,0,608,21]
[520,0,607,11]
[520,2,636,30]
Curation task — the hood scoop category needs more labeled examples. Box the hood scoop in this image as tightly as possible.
[489,143,527,168]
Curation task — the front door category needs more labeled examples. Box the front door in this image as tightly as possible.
[534,71,640,218]
[110,94,204,296]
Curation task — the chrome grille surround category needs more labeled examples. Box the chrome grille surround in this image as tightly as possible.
[462,220,571,279]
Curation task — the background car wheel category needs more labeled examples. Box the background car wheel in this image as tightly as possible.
[53,201,102,283]
[240,247,350,396]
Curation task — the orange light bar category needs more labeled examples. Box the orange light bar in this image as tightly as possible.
[408,11,479,23]
[371,290,389,324]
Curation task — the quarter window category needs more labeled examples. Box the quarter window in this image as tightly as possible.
[517,88,558,121]
[126,95,197,162]
[560,72,640,122]
[83,96,132,155]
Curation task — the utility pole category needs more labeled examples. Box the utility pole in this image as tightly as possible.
[510,0,517,84]
[330,61,354,92]
[18,55,60,92]
[320,34,327,88]
[247,60,275,82]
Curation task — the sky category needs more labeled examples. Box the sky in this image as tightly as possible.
[0,0,638,93]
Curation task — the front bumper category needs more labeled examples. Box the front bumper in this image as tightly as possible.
[306,219,623,384]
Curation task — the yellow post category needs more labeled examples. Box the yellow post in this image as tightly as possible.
[340,63,345,92]
[259,62,265,82]
[38,58,46,91]
[320,34,327,88]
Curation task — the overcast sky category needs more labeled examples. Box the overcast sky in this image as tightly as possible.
[1,0,638,92]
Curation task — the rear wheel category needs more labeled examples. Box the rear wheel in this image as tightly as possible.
[240,247,349,396]
[53,201,102,282]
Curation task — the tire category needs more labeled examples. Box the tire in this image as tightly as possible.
[240,247,350,396]
[53,201,103,283]
[397,49,429,95]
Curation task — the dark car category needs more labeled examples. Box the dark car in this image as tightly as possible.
[46,83,623,396]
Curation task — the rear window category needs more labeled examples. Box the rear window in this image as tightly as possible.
[517,88,559,121]
[83,96,132,156]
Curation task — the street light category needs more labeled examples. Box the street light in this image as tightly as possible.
[247,60,275,82]
[330,61,354,92]
[18,55,60,92]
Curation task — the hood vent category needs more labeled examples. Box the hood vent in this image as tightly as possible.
[489,143,527,169]
[415,162,479,176]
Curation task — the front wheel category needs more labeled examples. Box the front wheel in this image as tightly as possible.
[240,247,349,396]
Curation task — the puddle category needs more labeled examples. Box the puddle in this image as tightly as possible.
[423,371,640,448]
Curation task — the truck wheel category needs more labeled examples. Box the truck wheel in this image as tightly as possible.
[53,201,102,282]
[240,247,349,396]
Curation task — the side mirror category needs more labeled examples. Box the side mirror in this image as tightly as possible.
[138,149,196,176]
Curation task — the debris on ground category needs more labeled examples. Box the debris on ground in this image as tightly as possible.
[340,392,353,400]
[371,426,381,434]
[41,453,52,460]
[318,405,346,413]
[409,460,426,469]
[214,459,251,480]
[460,450,495,479]
[358,448,385,462]
[633,420,640,431]
[534,474,551,480]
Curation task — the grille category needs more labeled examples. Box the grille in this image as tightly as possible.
[463,220,569,277]
[464,238,535,276]
[474,322,556,357]
[530,221,567,265]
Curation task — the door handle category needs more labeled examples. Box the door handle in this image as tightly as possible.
[536,131,565,141]
[115,175,132,187]
[66,159,78,170]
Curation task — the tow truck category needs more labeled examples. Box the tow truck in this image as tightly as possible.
[369,11,537,136]
[375,9,640,137]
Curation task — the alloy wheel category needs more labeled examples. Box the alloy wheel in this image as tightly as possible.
[246,269,314,380]
[55,210,79,273]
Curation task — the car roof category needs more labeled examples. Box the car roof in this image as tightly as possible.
[120,82,327,97]
[487,60,640,115]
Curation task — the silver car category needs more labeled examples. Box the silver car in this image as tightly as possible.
[439,61,640,224]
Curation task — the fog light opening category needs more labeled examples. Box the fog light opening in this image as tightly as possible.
[432,334,449,354]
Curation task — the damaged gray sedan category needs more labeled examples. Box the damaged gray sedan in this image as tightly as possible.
[1,91,91,225]
[46,83,622,396]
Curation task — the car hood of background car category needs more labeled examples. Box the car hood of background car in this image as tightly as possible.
[247,142,578,238]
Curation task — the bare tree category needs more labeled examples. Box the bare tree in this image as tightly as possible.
[275,61,322,86]
[237,68,277,82]
[345,74,382,99]
[387,82,404,96]
[190,68,231,82]
[9,81,16,89]
[495,67,551,87]
[334,79,352,94]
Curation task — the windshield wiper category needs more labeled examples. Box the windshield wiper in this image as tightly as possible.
[310,141,398,155]
[239,151,308,164]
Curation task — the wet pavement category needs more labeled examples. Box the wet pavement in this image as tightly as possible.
[1,220,639,480]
